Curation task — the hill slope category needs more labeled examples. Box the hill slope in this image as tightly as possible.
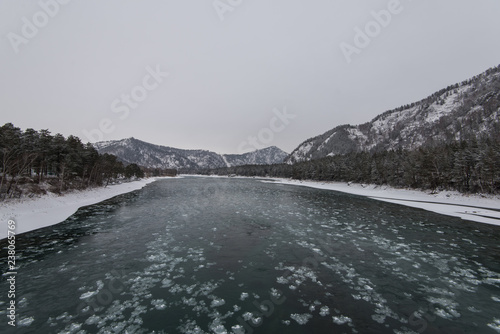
[287,65,500,163]
[94,138,288,170]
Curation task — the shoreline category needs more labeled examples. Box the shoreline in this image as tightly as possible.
[262,178,500,227]
[185,174,500,226]
[1,175,499,240]
[0,177,175,240]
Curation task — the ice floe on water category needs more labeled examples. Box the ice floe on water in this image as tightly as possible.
[488,319,500,333]
[290,313,313,325]
[210,298,226,308]
[17,316,35,327]
[4,178,500,333]
[319,306,330,316]
[79,280,105,300]
[274,264,321,290]
[151,299,167,310]
[231,324,245,334]
[332,315,352,325]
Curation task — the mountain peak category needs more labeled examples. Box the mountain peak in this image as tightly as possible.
[94,139,288,170]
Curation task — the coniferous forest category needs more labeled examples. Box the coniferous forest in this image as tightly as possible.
[2,121,499,199]
[0,123,147,200]
[197,134,500,194]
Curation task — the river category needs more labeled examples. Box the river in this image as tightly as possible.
[1,177,499,333]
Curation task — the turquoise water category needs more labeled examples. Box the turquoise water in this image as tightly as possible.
[1,177,499,333]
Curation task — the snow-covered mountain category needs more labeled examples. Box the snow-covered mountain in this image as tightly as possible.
[224,146,289,167]
[286,65,500,164]
[94,138,288,170]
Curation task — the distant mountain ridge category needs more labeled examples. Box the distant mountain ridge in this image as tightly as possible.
[286,64,500,164]
[94,138,288,170]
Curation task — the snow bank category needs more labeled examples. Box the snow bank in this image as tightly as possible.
[0,177,172,239]
[263,179,500,227]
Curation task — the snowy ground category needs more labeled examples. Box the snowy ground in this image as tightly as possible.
[261,178,500,227]
[0,177,177,240]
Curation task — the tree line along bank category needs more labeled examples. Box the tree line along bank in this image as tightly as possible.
[197,133,500,194]
[0,123,175,200]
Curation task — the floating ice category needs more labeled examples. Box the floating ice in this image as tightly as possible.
[393,329,419,334]
[231,324,246,334]
[55,312,73,322]
[210,298,226,308]
[332,315,352,325]
[169,284,184,294]
[209,321,227,334]
[17,316,35,327]
[269,288,282,299]
[85,314,101,325]
[319,306,330,316]
[178,320,206,334]
[79,280,104,299]
[61,322,82,332]
[151,299,167,310]
[488,319,500,333]
[79,291,97,299]
[467,306,482,313]
[182,297,197,306]
[290,313,312,325]
[276,276,288,284]
[240,292,249,301]
[372,314,386,324]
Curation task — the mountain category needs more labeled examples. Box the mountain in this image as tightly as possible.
[223,146,289,167]
[93,138,288,170]
[286,65,500,164]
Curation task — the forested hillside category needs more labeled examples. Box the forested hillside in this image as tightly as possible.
[200,64,500,194]
[94,138,288,170]
[0,123,146,199]
[198,64,499,194]
[287,64,500,163]
[200,136,500,194]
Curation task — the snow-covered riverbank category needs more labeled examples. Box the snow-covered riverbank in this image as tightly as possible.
[0,177,172,239]
[261,178,500,227]
[1,175,499,240]
[187,175,500,226]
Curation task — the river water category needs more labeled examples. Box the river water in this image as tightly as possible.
[1,177,499,334]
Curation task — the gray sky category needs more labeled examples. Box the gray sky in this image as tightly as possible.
[1,0,500,154]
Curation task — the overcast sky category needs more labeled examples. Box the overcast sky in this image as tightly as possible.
[1,0,500,154]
